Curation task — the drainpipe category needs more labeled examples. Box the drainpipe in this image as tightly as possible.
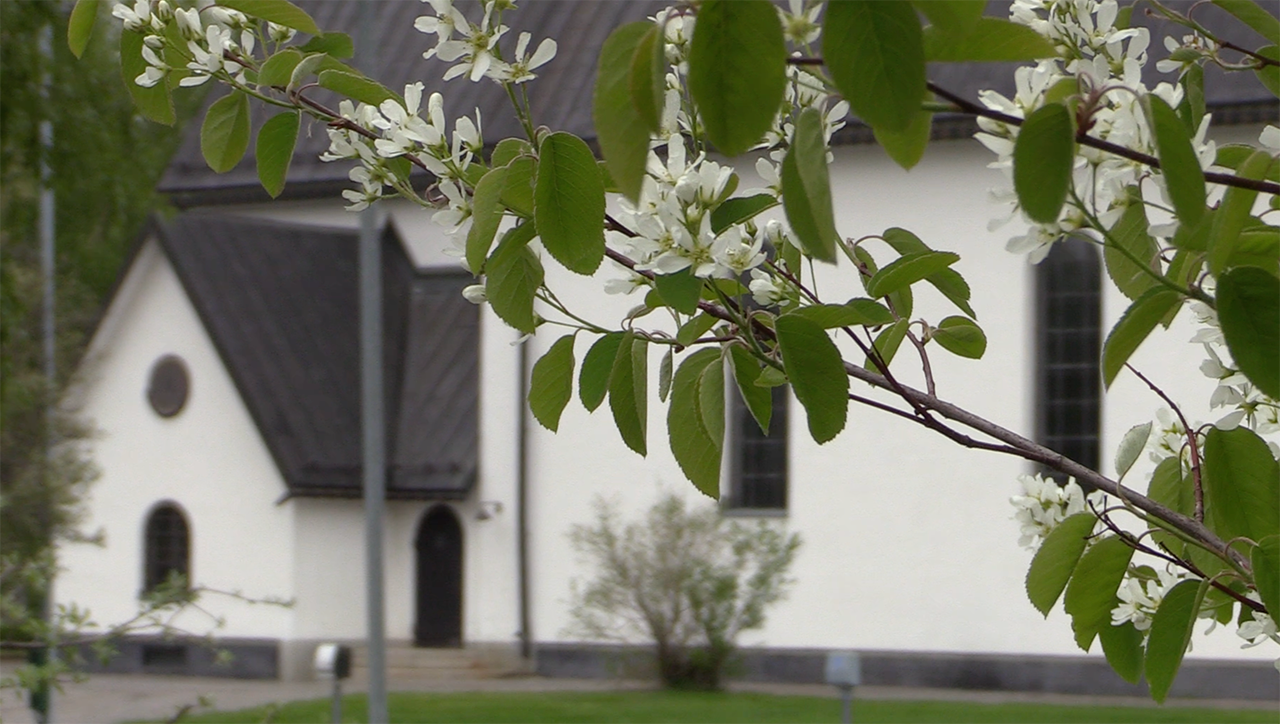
[517,341,532,661]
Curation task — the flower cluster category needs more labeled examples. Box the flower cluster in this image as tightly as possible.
[1189,301,1280,442]
[978,0,1213,262]
[321,84,483,224]
[1009,473,1104,549]
[113,0,290,90]
[1110,568,1185,632]
[608,5,844,301]
[416,0,556,85]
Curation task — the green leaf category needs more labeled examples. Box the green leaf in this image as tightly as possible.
[1231,226,1280,275]
[121,31,174,125]
[668,349,725,498]
[630,26,665,133]
[594,22,653,203]
[1212,0,1280,43]
[255,111,299,198]
[1254,536,1280,622]
[791,300,894,329]
[609,333,649,456]
[466,166,510,275]
[1144,95,1206,229]
[873,95,932,170]
[1013,103,1075,224]
[931,316,986,359]
[535,132,606,275]
[676,314,718,348]
[913,0,985,34]
[501,157,536,218]
[728,346,772,434]
[865,318,909,372]
[710,194,778,235]
[317,70,398,107]
[1099,622,1144,685]
[1148,457,1192,557]
[529,335,576,432]
[1255,46,1279,98]
[865,251,961,299]
[882,228,975,317]
[1063,536,1134,651]
[218,0,320,35]
[756,366,788,388]
[287,52,327,92]
[697,353,725,445]
[658,348,674,403]
[923,17,1058,62]
[1102,288,1181,388]
[1115,422,1152,481]
[654,269,703,315]
[781,107,840,263]
[824,0,926,132]
[1104,193,1161,301]
[1025,513,1097,616]
[68,0,99,58]
[200,92,251,173]
[298,32,354,59]
[1177,64,1206,134]
[1208,150,1274,276]
[257,48,302,88]
[687,0,786,156]
[1203,426,1280,545]
[486,223,543,334]
[492,138,532,169]
[1146,579,1208,703]
[1217,266,1280,398]
[580,332,625,413]
[776,314,848,443]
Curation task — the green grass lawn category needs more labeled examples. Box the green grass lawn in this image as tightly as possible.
[168,690,1278,724]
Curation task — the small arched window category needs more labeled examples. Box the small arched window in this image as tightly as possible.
[143,503,190,592]
[1035,238,1102,477]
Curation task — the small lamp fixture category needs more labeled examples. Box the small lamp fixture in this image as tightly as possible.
[475,501,504,521]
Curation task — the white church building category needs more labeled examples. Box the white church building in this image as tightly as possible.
[56,0,1276,699]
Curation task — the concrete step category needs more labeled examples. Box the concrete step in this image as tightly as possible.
[349,644,497,680]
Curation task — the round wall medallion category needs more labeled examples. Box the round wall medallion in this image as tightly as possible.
[147,355,190,418]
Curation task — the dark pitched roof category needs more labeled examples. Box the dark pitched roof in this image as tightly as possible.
[160,0,1276,203]
[160,0,665,204]
[157,213,478,499]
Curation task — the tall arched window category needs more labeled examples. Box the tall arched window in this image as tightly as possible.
[1035,238,1102,477]
[143,503,190,592]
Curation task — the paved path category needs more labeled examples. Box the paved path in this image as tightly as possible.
[1,670,1274,723]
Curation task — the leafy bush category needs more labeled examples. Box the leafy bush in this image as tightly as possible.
[567,493,800,690]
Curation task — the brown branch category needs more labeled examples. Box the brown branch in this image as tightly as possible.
[603,228,1248,574]
[926,81,1280,196]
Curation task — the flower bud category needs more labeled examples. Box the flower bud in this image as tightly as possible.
[268,22,297,44]
[462,284,488,305]
[143,34,165,49]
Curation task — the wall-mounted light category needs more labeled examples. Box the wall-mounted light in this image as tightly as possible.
[475,501,504,521]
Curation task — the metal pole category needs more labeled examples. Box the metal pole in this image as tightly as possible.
[33,16,58,724]
[840,685,853,724]
[356,4,388,722]
[331,679,343,724]
[359,207,388,724]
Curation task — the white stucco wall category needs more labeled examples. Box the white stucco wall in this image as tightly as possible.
[72,123,1271,668]
[58,239,295,640]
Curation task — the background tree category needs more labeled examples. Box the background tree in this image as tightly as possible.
[0,0,203,642]
[568,493,801,690]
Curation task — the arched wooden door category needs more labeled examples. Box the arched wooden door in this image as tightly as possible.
[414,505,463,647]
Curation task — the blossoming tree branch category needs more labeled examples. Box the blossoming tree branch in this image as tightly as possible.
[73,0,1278,699]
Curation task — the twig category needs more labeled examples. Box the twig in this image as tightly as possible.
[1126,364,1205,522]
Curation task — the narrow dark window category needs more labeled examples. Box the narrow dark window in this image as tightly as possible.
[728,385,788,510]
[1035,238,1102,477]
[144,504,190,592]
